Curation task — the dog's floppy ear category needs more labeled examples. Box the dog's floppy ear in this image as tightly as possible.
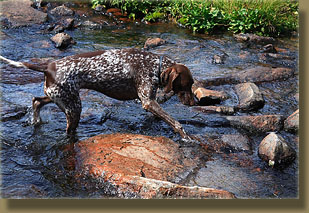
[160,67,179,93]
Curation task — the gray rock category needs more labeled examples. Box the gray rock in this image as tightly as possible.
[235,82,264,111]
[49,5,74,17]
[284,109,299,133]
[258,132,296,167]
[50,32,76,48]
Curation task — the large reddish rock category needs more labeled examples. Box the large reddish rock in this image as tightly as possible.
[226,115,284,134]
[258,132,296,167]
[0,0,47,28]
[74,133,235,198]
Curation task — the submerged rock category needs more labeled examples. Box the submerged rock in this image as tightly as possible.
[258,132,296,167]
[0,103,28,122]
[50,32,76,48]
[212,54,227,64]
[284,109,299,133]
[0,0,47,28]
[234,82,264,112]
[221,134,252,152]
[192,106,235,115]
[74,133,235,198]
[226,115,284,134]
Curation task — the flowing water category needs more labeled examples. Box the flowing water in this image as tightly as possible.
[0,5,298,198]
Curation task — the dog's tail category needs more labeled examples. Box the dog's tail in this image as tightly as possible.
[0,55,48,73]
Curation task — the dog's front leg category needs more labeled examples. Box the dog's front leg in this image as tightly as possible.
[141,99,188,138]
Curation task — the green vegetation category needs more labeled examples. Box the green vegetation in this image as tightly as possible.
[91,0,298,37]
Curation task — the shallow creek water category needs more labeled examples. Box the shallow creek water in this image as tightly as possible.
[0,7,298,198]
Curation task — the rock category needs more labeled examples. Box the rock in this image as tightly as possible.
[234,33,276,45]
[193,87,228,105]
[234,83,264,111]
[49,5,74,17]
[259,53,295,61]
[0,0,47,28]
[50,32,75,48]
[197,66,295,87]
[236,67,294,83]
[60,17,75,29]
[79,20,107,30]
[226,115,284,134]
[258,132,296,167]
[212,54,227,64]
[52,24,65,33]
[74,133,235,198]
[221,134,251,152]
[192,106,235,115]
[262,44,277,53]
[0,103,28,122]
[238,51,250,60]
[144,38,167,49]
[284,109,299,133]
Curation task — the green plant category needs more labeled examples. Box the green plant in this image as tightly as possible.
[90,0,299,37]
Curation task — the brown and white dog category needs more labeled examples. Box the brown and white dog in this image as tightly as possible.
[0,48,195,138]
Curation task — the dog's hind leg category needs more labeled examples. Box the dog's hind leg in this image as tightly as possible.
[32,96,52,124]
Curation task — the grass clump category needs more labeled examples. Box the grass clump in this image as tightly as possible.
[91,0,298,37]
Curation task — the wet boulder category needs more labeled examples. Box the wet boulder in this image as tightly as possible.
[144,38,167,49]
[193,87,229,105]
[258,132,296,167]
[226,115,284,134]
[234,33,276,45]
[198,66,295,87]
[234,83,264,112]
[0,0,47,28]
[74,133,235,198]
[50,32,76,48]
[284,109,299,133]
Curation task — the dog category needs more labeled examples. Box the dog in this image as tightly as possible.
[0,48,195,139]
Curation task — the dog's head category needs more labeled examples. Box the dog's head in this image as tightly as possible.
[160,64,195,106]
